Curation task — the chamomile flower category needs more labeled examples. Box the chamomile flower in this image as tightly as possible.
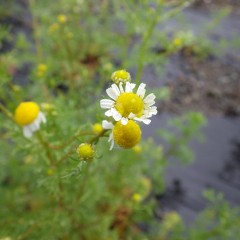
[100,82,157,125]
[102,120,141,150]
[111,69,131,83]
[77,143,95,161]
[15,102,46,138]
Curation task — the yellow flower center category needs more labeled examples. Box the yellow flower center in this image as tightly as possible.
[92,123,103,135]
[111,69,131,83]
[15,102,40,126]
[113,120,141,148]
[115,93,144,118]
[77,143,95,160]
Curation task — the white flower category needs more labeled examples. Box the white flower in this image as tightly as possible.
[15,102,46,138]
[100,82,157,125]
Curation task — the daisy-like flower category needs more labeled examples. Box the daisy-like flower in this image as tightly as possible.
[100,82,157,125]
[102,120,141,150]
[15,102,46,138]
[111,69,131,84]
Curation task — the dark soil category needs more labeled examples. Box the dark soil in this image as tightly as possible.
[162,52,240,117]
[192,0,240,15]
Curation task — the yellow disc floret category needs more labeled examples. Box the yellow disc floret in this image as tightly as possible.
[92,123,103,135]
[111,69,131,83]
[77,143,95,160]
[113,120,141,148]
[115,92,144,117]
[15,102,40,126]
[57,14,67,24]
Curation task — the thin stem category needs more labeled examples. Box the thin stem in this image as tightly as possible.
[48,131,95,150]
[135,1,192,84]
[0,102,15,122]
[36,131,55,166]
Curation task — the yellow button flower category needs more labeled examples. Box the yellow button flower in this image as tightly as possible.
[92,123,103,135]
[77,143,95,160]
[132,144,142,154]
[37,64,47,77]
[48,23,59,33]
[111,69,131,84]
[57,14,67,24]
[102,120,141,149]
[15,102,46,138]
[132,193,142,203]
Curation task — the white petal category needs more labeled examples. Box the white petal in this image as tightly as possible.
[111,84,121,96]
[125,82,134,92]
[23,126,33,138]
[128,112,136,119]
[149,108,158,115]
[141,118,151,125]
[111,108,122,121]
[137,83,146,98]
[106,87,119,100]
[102,120,113,129]
[119,82,124,93]
[100,99,115,109]
[105,109,113,117]
[145,100,155,107]
[144,93,156,104]
[28,121,39,132]
[121,117,128,125]
[110,139,114,150]
[108,132,113,142]
[134,117,151,125]
[39,112,46,123]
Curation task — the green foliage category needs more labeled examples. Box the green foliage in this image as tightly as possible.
[0,0,238,239]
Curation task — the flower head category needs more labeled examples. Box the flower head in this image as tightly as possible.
[111,70,131,84]
[37,64,47,77]
[57,14,67,24]
[15,102,46,138]
[48,23,59,33]
[100,82,157,125]
[132,193,142,203]
[102,120,141,150]
[92,123,103,135]
[77,143,95,160]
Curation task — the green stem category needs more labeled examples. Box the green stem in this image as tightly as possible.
[0,102,14,122]
[36,131,55,166]
[135,0,192,84]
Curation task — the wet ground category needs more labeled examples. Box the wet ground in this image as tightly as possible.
[142,1,240,223]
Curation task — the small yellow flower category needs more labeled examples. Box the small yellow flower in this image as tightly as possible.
[48,23,59,33]
[47,168,54,176]
[111,70,131,84]
[132,193,142,203]
[163,211,181,231]
[173,38,182,48]
[57,14,67,24]
[102,120,141,149]
[24,155,34,165]
[41,103,55,112]
[77,143,95,160]
[37,64,47,77]
[132,144,142,154]
[15,102,46,138]
[12,84,22,92]
[92,123,103,135]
